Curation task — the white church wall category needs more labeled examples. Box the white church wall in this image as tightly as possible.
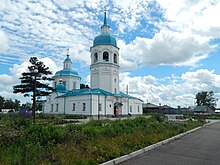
[65,95,92,115]
[91,95,106,116]
[43,93,143,116]
[43,93,65,114]
[127,99,143,115]
[53,76,80,91]
[105,98,114,115]
[121,98,129,115]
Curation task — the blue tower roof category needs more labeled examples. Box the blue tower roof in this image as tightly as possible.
[93,12,117,47]
[64,56,72,63]
[93,34,117,47]
[53,69,80,78]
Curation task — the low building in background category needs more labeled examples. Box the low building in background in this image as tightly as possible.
[193,105,214,113]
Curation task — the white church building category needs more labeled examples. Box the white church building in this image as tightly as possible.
[43,13,143,117]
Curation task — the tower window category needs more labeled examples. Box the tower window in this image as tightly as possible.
[103,51,109,62]
[94,52,98,63]
[114,53,117,63]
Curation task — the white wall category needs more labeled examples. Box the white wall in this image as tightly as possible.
[53,75,80,91]
[90,45,120,94]
[43,94,143,116]
[43,92,65,114]
[65,95,92,115]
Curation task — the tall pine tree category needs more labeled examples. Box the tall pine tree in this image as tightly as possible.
[13,57,54,123]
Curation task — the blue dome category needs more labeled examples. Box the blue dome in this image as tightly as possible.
[93,34,117,47]
[56,83,66,92]
[53,69,79,78]
[64,56,72,63]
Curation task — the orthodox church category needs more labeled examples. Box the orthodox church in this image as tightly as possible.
[43,13,143,117]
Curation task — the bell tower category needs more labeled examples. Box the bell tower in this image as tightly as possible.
[90,12,120,94]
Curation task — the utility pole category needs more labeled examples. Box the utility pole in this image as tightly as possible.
[98,91,100,120]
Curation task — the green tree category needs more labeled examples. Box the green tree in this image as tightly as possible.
[3,99,20,110]
[13,57,54,123]
[14,99,21,110]
[195,91,217,109]
[0,95,4,110]
[22,102,32,111]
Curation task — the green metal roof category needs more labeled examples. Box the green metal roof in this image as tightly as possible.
[57,88,143,102]
[64,56,72,63]
[61,88,113,97]
[193,105,209,112]
[93,34,117,47]
[53,69,80,78]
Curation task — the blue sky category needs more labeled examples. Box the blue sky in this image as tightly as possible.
[0,0,220,107]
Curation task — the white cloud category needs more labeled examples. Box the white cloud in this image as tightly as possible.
[111,0,152,33]
[0,0,219,69]
[0,57,59,97]
[1,0,220,108]
[119,69,220,107]
[156,0,220,38]
[119,30,215,68]
[0,30,8,53]
[40,57,60,75]
[0,0,98,66]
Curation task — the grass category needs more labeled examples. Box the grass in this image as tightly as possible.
[0,114,205,165]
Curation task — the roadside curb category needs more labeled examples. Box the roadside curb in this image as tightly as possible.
[101,121,215,165]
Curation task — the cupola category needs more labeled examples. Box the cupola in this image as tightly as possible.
[93,12,117,47]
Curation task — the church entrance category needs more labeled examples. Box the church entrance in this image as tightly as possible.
[114,102,123,117]
[114,106,118,116]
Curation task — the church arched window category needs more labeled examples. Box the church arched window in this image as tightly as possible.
[94,52,98,63]
[114,53,117,64]
[103,51,109,62]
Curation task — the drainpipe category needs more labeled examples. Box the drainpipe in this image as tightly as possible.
[105,96,107,117]
[128,97,129,115]
[98,92,100,120]
[90,94,92,117]
[127,85,129,115]
[64,97,66,115]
